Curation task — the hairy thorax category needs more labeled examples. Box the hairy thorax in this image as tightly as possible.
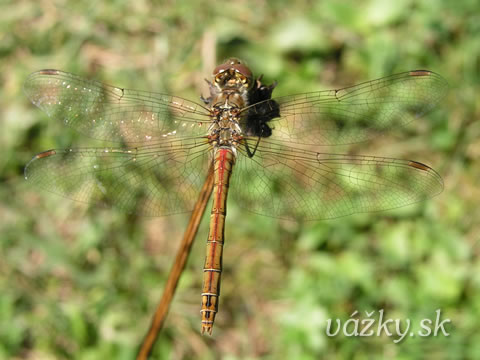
[204,58,252,150]
[204,58,278,152]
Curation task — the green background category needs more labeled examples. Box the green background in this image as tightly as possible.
[1,0,479,359]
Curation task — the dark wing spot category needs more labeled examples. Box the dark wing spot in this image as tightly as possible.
[408,160,432,171]
[409,70,432,77]
[38,69,60,75]
[35,149,57,159]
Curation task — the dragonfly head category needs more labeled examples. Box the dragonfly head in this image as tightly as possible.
[212,58,253,92]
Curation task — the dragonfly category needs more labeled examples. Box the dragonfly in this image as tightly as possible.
[24,59,447,335]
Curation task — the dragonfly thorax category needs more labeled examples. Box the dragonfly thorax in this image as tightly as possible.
[208,99,243,149]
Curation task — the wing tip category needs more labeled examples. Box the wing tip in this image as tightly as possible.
[24,69,61,102]
[408,160,444,194]
[409,69,449,87]
[24,149,57,180]
[25,69,60,84]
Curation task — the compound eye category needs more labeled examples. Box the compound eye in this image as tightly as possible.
[212,63,230,76]
[233,63,252,79]
[213,58,248,76]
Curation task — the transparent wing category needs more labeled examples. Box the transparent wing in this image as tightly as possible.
[24,138,211,216]
[245,70,448,145]
[24,70,211,144]
[231,139,443,220]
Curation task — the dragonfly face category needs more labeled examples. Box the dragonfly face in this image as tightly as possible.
[24,61,448,334]
[212,57,253,92]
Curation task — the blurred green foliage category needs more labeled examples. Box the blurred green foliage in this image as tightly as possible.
[1,0,479,359]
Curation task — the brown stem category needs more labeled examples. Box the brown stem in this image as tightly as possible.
[136,164,214,360]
